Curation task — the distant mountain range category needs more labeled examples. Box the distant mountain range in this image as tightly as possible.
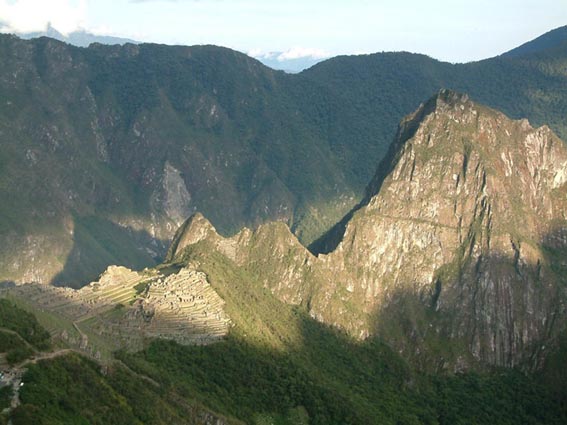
[6,23,138,48]
[8,24,567,71]
[3,24,326,72]
[1,26,567,290]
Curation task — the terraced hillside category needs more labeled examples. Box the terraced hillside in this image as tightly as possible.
[166,91,567,372]
[3,265,231,359]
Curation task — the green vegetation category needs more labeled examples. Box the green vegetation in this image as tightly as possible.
[503,26,567,58]
[2,242,566,424]
[133,280,150,295]
[11,285,564,425]
[14,354,150,425]
[108,244,567,424]
[119,336,404,424]
[0,299,51,365]
[428,371,566,425]
[5,346,34,366]
[4,295,82,347]
[12,353,237,425]
[0,332,32,365]
[115,335,567,425]
[13,300,567,425]
[0,386,12,411]
[0,299,50,350]
[2,32,567,285]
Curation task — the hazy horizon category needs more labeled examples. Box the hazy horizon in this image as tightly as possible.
[0,0,566,65]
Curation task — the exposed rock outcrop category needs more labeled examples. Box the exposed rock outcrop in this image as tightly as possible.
[169,90,567,370]
[315,90,567,369]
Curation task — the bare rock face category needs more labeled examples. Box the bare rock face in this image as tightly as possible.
[163,163,192,221]
[169,90,567,371]
[314,90,567,369]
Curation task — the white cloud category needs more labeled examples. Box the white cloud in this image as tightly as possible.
[129,0,181,2]
[88,25,117,37]
[248,47,331,62]
[276,47,331,61]
[247,48,270,59]
[0,0,87,36]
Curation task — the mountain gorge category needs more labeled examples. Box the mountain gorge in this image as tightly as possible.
[1,25,567,422]
[5,89,567,424]
[0,34,357,286]
[167,90,567,371]
[1,27,567,287]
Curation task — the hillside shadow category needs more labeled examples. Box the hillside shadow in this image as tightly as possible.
[116,312,420,424]
[308,94,441,255]
[12,223,567,423]
[114,305,567,425]
[367,225,567,374]
[50,216,168,288]
[0,280,16,289]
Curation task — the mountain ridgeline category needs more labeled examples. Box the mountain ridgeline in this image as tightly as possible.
[6,90,567,422]
[168,90,567,371]
[1,26,567,289]
[2,30,567,420]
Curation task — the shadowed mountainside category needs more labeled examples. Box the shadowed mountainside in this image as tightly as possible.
[2,27,567,286]
[167,91,567,371]
[4,89,567,422]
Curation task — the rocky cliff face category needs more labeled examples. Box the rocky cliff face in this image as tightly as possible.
[316,90,567,369]
[0,34,356,286]
[4,30,567,287]
[169,90,567,370]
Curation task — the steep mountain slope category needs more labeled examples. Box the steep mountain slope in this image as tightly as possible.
[6,265,566,425]
[502,25,567,58]
[0,34,355,286]
[168,91,567,371]
[315,90,567,369]
[2,27,567,286]
[4,92,567,423]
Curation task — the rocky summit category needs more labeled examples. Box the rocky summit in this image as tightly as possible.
[168,90,567,371]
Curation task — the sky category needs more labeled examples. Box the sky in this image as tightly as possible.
[0,0,566,63]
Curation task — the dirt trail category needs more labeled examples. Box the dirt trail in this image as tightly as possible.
[1,330,160,421]
[1,348,80,415]
[0,328,38,353]
[16,348,76,367]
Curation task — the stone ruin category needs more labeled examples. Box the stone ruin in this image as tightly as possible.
[3,265,232,355]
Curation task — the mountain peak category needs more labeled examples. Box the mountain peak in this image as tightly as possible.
[306,92,567,367]
[435,88,469,105]
[399,88,473,128]
[502,25,567,58]
[319,92,567,365]
[411,89,475,123]
[165,213,219,261]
